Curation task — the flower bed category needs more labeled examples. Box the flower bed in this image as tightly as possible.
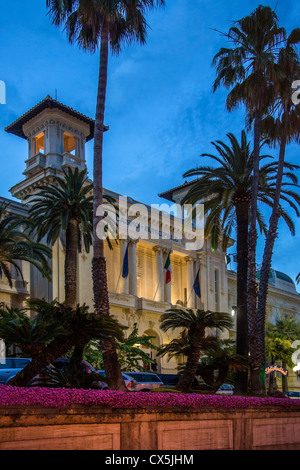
[1,384,299,410]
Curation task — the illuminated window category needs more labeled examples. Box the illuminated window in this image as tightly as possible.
[33,132,44,155]
[64,132,76,155]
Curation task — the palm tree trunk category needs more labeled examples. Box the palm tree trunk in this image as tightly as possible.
[234,201,250,393]
[65,219,88,372]
[92,22,126,391]
[177,331,203,393]
[65,219,79,308]
[282,360,288,394]
[257,135,287,383]
[9,335,76,387]
[247,110,263,394]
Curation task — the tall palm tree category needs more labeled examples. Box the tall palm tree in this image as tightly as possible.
[27,167,94,309]
[27,167,117,371]
[0,204,51,288]
[46,0,165,391]
[256,31,300,379]
[182,131,300,392]
[212,5,286,393]
[159,308,233,393]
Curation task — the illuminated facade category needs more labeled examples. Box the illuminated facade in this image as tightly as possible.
[1,97,299,390]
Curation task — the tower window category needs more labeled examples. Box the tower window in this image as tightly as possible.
[33,132,44,155]
[64,132,76,155]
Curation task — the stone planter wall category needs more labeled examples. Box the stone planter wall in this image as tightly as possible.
[0,405,300,450]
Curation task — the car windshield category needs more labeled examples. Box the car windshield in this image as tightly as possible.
[126,373,162,383]
[158,375,178,385]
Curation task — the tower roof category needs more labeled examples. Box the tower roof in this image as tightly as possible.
[5,95,96,141]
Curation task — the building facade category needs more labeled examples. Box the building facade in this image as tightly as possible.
[1,97,300,389]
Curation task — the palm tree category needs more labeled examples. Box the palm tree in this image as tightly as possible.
[182,131,300,392]
[159,308,233,393]
[256,31,300,378]
[27,167,94,309]
[0,203,51,288]
[1,299,124,387]
[265,316,300,394]
[212,5,286,393]
[197,340,248,390]
[27,167,117,371]
[46,0,165,391]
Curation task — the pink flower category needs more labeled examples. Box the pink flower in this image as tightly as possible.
[0,385,299,410]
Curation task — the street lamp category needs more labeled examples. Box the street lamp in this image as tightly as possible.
[231,306,237,317]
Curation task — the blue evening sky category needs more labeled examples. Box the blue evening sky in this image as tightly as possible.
[0,0,299,285]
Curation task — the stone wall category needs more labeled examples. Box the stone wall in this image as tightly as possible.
[0,405,300,450]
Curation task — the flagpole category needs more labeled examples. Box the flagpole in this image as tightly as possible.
[186,268,201,307]
[115,268,122,293]
[186,286,194,307]
[153,280,161,301]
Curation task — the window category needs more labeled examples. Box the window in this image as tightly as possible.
[64,132,76,155]
[33,132,44,155]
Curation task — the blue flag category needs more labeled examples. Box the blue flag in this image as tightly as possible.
[193,269,201,298]
[122,244,129,279]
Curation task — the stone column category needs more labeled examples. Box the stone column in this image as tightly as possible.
[129,240,138,296]
[153,246,164,301]
[185,256,195,308]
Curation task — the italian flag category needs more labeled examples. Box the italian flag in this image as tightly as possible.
[164,253,172,284]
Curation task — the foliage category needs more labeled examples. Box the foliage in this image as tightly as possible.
[83,323,158,372]
[46,0,166,55]
[265,315,300,393]
[265,315,300,367]
[0,299,125,386]
[0,303,66,358]
[26,167,117,252]
[0,204,51,287]
[115,323,158,371]
[197,340,249,389]
[27,168,91,252]
[28,363,107,390]
[159,308,233,338]
[159,308,233,392]
[182,131,299,251]
[265,336,294,369]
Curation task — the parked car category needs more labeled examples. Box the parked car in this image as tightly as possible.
[6,358,108,389]
[285,391,300,399]
[0,358,31,384]
[216,383,234,395]
[124,372,164,391]
[157,373,178,388]
[157,374,214,392]
[97,370,137,391]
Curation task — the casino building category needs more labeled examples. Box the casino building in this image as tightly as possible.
[1,96,299,389]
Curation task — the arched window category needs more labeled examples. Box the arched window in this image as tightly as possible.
[33,132,44,155]
[64,132,76,155]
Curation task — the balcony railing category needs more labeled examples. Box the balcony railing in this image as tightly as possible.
[24,153,46,176]
[0,278,29,296]
[62,153,86,171]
